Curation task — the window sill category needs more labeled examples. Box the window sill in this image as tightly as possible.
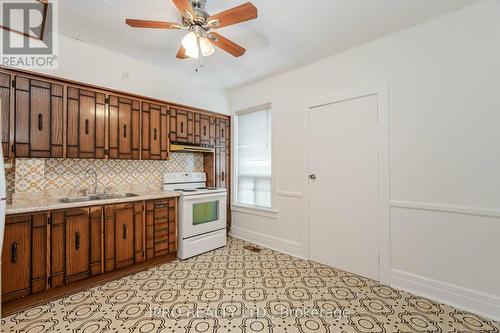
[231,204,278,219]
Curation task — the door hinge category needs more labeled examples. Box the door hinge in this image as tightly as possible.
[11,79,16,88]
[142,250,145,258]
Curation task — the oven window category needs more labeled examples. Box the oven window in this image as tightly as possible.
[193,201,219,225]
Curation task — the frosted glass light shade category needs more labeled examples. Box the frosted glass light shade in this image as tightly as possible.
[200,37,215,57]
[182,32,199,59]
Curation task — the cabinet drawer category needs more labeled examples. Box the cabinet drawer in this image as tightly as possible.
[155,239,169,252]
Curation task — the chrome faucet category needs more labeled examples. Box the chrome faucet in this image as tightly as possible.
[85,168,98,194]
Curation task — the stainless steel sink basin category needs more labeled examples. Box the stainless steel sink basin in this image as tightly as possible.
[58,193,138,203]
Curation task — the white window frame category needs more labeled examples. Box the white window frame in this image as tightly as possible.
[232,103,277,216]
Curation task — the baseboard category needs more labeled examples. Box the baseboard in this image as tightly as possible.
[229,226,307,259]
[391,269,500,321]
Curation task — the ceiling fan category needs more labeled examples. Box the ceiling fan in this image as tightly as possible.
[125,0,258,63]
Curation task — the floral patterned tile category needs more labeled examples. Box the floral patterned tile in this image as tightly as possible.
[2,238,499,333]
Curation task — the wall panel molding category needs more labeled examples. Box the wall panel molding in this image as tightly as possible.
[390,200,500,219]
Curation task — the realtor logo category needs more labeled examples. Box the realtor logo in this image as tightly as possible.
[1,0,59,68]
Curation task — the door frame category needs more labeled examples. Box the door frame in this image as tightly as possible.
[302,83,390,284]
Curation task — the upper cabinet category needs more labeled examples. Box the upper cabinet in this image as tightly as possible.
[194,113,215,146]
[0,68,230,161]
[66,86,106,159]
[169,106,194,144]
[14,76,64,158]
[215,117,230,147]
[142,101,169,160]
[0,72,12,158]
[108,95,140,160]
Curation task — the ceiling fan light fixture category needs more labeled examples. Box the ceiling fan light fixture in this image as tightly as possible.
[200,37,215,57]
[182,31,199,58]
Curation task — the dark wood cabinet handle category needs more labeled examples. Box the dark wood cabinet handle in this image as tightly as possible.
[38,113,43,131]
[123,124,127,138]
[222,128,224,139]
[11,242,18,263]
[222,171,225,182]
[203,126,207,136]
[85,119,89,135]
[153,128,157,141]
[75,232,80,250]
[123,224,127,240]
[180,122,184,133]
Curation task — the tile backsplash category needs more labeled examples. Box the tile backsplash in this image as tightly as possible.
[7,153,204,194]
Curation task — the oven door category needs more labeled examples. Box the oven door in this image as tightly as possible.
[181,193,227,239]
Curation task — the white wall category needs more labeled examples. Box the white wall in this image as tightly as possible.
[33,35,229,114]
[229,0,500,321]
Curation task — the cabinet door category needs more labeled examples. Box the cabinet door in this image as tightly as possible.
[108,95,140,159]
[215,147,228,189]
[114,204,135,269]
[215,117,230,147]
[90,207,103,276]
[169,107,194,144]
[0,72,12,158]
[65,209,90,283]
[142,101,169,160]
[195,114,214,146]
[1,216,31,302]
[67,87,106,158]
[14,76,64,157]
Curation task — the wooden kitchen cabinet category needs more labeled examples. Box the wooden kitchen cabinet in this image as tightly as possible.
[169,106,194,144]
[104,202,143,272]
[1,212,47,303]
[67,86,106,158]
[145,198,177,260]
[50,207,102,288]
[13,75,64,157]
[142,101,169,160]
[108,95,141,160]
[65,209,91,283]
[0,72,12,158]
[215,117,230,147]
[1,216,31,302]
[195,113,215,146]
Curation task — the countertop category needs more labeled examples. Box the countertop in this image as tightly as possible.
[6,190,180,215]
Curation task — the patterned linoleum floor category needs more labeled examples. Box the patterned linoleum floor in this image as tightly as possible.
[2,237,499,332]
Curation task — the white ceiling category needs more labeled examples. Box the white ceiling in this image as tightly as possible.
[59,0,476,89]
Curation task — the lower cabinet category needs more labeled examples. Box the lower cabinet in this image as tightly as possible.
[50,207,102,287]
[1,213,47,303]
[104,202,143,272]
[1,198,177,306]
[145,198,177,260]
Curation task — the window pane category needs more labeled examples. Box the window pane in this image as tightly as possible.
[237,108,272,208]
[193,201,219,225]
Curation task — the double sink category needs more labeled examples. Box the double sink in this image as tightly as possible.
[58,193,138,204]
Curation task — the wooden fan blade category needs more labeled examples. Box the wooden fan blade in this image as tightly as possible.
[208,2,257,29]
[126,19,182,29]
[176,46,189,59]
[172,0,196,18]
[209,32,246,57]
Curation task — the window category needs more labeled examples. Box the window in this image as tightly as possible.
[236,105,272,208]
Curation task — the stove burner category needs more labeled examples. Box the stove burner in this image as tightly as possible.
[197,187,218,190]
[175,189,197,192]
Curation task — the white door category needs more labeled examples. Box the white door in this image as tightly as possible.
[308,94,380,281]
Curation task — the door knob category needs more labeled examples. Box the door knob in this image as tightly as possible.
[309,174,316,180]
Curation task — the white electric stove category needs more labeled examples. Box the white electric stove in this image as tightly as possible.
[164,173,227,260]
